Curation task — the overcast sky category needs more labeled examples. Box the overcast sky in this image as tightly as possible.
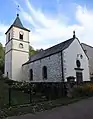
[0,0,93,49]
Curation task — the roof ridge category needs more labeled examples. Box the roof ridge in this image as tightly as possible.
[45,38,74,51]
[30,38,74,57]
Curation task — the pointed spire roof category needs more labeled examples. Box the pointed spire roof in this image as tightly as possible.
[12,14,24,28]
[5,14,30,34]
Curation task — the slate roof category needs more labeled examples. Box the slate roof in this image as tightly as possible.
[5,14,30,34]
[23,37,74,65]
[12,14,24,28]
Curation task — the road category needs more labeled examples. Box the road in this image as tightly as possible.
[7,97,93,119]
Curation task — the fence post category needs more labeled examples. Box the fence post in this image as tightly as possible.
[9,85,11,106]
[5,79,13,107]
[8,81,12,107]
[29,83,32,103]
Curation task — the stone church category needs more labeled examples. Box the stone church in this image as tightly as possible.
[4,14,90,83]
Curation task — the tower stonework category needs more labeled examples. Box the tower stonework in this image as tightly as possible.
[4,14,30,81]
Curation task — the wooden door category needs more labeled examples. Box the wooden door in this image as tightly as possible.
[76,72,83,84]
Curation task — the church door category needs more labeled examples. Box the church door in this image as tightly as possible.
[76,72,83,84]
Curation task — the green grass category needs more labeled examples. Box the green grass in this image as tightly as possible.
[0,79,30,108]
[0,79,9,108]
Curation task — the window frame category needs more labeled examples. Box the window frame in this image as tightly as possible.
[8,33,10,41]
[19,31,24,40]
[29,69,33,81]
[19,43,23,48]
[42,66,47,79]
[7,72,8,78]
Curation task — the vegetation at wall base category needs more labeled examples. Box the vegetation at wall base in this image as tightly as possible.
[0,77,93,118]
[72,83,93,97]
[0,96,89,119]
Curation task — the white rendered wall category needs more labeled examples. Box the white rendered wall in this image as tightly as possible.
[4,51,12,79]
[5,26,13,79]
[12,40,29,52]
[13,27,29,42]
[63,38,90,82]
[6,28,13,43]
[5,26,29,81]
[5,41,12,53]
[12,50,29,81]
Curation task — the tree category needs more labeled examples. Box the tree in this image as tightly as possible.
[29,45,39,56]
[0,44,43,74]
[0,43,4,74]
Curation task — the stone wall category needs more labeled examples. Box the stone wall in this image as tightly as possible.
[23,52,62,82]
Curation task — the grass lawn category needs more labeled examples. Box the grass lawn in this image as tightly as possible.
[0,79,30,108]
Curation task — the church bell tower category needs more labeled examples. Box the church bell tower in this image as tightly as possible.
[4,14,30,81]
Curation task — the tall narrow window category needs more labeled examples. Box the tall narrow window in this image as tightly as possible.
[19,31,23,40]
[29,69,33,81]
[8,33,10,41]
[42,66,47,79]
[7,72,8,78]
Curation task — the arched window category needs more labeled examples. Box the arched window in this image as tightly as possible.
[8,33,10,41]
[42,66,47,79]
[29,69,33,81]
[7,72,8,78]
[19,31,23,40]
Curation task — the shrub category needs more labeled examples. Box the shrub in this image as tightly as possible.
[67,76,75,82]
[72,83,93,97]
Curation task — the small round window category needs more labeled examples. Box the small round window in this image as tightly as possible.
[19,43,23,48]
